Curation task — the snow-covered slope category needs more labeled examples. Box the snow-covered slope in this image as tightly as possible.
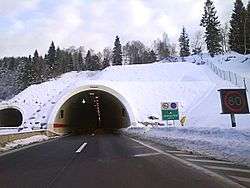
[1,56,249,131]
[1,62,210,129]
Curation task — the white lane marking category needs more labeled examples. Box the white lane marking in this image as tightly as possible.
[204,165,250,173]
[165,150,187,154]
[229,176,250,183]
[187,159,234,165]
[128,137,245,188]
[175,154,201,158]
[76,142,87,153]
[134,152,161,157]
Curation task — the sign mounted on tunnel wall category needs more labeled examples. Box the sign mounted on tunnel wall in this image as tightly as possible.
[161,102,179,120]
[219,89,249,114]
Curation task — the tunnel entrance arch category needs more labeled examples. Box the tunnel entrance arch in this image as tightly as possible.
[0,106,23,127]
[48,85,136,134]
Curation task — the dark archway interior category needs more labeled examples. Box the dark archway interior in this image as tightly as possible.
[57,90,130,133]
[0,108,23,127]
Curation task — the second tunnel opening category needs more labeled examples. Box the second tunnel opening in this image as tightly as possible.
[0,108,23,127]
[54,90,131,134]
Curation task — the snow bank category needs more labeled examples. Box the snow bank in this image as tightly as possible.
[124,127,250,167]
[94,62,209,82]
[1,135,49,151]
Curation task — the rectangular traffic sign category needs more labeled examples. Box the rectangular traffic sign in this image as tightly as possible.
[162,109,179,120]
[161,102,179,120]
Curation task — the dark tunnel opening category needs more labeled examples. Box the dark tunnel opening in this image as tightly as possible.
[54,90,131,134]
[0,108,23,127]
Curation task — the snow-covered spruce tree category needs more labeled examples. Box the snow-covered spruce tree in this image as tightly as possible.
[85,50,92,70]
[33,50,39,65]
[45,41,56,78]
[112,36,122,66]
[77,51,84,71]
[28,56,38,85]
[65,52,74,72]
[229,0,246,54]
[16,57,36,91]
[32,50,43,83]
[85,50,101,71]
[200,0,222,57]
[0,63,16,100]
[246,1,250,54]
[179,27,190,57]
[55,47,64,75]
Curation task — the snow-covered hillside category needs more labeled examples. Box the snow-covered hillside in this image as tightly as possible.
[2,54,249,131]
[0,62,216,130]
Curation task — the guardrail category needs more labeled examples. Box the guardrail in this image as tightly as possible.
[206,60,249,92]
[0,127,19,130]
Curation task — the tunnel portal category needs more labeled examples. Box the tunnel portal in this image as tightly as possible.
[53,90,131,134]
[0,108,23,127]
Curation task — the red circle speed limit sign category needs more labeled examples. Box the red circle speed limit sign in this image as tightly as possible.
[224,91,245,112]
[219,89,249,114]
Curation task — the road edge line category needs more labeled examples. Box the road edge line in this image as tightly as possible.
[128,137,246,188]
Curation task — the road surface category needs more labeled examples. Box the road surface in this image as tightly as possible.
[0,132,244,188]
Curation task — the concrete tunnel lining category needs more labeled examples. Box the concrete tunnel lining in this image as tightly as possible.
[48,85,136,134]
[0,107,23,127]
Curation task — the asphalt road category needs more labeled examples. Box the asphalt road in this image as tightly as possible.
[0,132,240,188]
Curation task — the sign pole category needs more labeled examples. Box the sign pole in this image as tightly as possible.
[230,114,236,127]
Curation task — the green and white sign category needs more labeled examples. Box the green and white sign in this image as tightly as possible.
[161,102,179,120]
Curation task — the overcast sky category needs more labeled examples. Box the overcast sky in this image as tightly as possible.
[0,0,248,57]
